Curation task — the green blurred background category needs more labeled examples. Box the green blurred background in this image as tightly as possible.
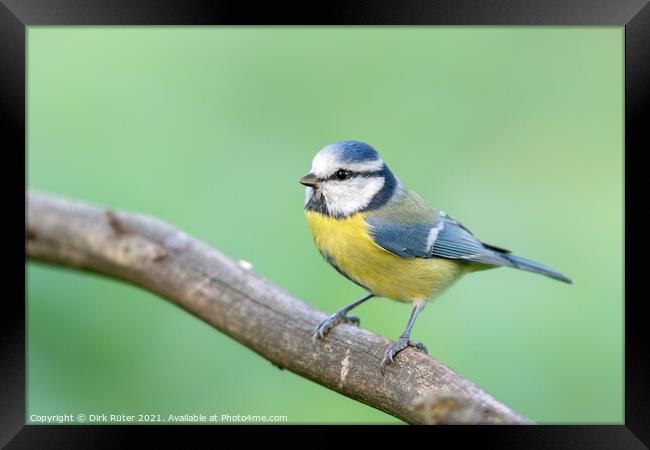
[27,27,623,424]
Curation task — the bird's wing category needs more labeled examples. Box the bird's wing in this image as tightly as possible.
[365,190,511,266]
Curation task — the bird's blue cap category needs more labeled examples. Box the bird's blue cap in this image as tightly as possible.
[321,140,381,163]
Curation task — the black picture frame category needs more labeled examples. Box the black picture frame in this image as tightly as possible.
[3,0,646,446]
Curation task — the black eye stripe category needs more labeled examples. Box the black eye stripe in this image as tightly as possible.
[326,169,383,181]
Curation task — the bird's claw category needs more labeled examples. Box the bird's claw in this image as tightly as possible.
[346,315,361,326]
[380,337,428,373]
[312,312,360,347]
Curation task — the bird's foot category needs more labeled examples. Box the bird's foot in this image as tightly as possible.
[312,312,360,347]
[380,336,428,373]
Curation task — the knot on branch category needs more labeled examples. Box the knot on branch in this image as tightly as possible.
[413,392,515,425]
[106,210,130,235]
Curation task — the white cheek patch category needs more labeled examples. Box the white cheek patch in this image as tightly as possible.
[310,151,383,178]
[321,176,385,217]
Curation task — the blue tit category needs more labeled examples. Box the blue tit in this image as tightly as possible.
[299,140,571,371]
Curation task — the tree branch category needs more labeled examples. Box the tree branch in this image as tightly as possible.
[26,189,533,425]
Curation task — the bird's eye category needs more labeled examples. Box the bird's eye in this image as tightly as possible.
[335,169,351,180]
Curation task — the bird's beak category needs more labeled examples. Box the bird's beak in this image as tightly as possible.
[299,173,319,188]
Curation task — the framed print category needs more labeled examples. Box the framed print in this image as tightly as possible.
[3,0,647,446]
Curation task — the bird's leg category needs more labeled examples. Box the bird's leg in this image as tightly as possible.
[312,292,374,346]
[381,300,428,373]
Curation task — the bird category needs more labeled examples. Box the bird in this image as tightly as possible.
[299,140,572,372]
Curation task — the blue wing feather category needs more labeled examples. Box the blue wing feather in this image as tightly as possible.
[429,215,511,265]
[364,219,435,258]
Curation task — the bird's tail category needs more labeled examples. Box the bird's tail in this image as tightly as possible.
[500,254,573,284]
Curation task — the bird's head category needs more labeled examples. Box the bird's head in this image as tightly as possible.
[300,141,398,218]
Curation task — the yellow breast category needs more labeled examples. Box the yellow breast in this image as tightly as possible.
[305,211,466,302]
